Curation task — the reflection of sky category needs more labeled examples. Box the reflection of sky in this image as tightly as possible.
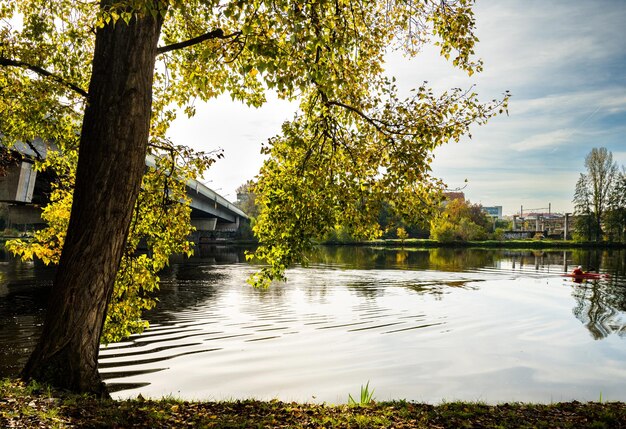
[103,253,626,404]
[167,0,626,215]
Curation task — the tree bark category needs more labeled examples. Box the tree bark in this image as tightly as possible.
[21,5,164,395]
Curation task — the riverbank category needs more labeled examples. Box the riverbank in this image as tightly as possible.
[4,235,625,251]
[1,379,624,429]
[322,238,626,250]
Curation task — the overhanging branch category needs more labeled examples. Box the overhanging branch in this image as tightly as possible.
[157,29,242,54]
[326,99,389,136]
[0,57,88,98]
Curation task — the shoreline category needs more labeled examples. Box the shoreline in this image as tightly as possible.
[1,379,624,428]
[4,235,625,250]
[317,238,626,250]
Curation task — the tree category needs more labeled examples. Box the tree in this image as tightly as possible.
[6,142,211,343]
[233,179,259,240]
[1,0,507,394]
[322,200,430,242]
[396,227,409,245]
[429,198,491,242]
[604,167,626,242]
[573,173,596,241]
[377,201,430,239]
[235,180,259,219]
[572,148,618,241]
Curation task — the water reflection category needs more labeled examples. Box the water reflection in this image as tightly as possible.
[0,255,55,377]
[571,277,626,340]
[1,246,625,403]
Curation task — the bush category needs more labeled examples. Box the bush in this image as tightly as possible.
[492,227,505,240]
[430,218,458,242]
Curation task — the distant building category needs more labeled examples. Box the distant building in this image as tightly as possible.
[442,192,465,206]
[483,206,502,219]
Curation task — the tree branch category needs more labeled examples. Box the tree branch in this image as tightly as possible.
[25,140,44,162]
[157,29,242,54]
[0,57,89,98]
[326,99,389,136]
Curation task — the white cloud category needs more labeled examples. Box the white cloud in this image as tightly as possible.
[403,0,626,214]
[472,1,626,85]
[511,129,574,152]
[513,89,626,117]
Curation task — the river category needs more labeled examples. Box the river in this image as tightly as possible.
[1,246,625,404]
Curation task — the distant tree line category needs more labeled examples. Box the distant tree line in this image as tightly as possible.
[235,180,507,243]
[573,147,626,242]
[237,147,626,245]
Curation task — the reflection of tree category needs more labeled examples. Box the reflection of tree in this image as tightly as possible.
[147,246,253,323]
[346,282,384,299]
[428,248,495,272]
[571,277,626,340]
[404,280,478,302]
[311,246,606,273]
[600,249,626,278]
[312,246,500,272]
[570,248,605,273]
[396,250,408,265]
[302,281,329,302]
[145,268,224,324]
[308,246,385,269]
[0,258,58,376]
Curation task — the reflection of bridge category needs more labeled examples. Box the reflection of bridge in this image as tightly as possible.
[0,139,248,233]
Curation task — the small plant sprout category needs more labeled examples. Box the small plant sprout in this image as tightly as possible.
[348,381,375,406]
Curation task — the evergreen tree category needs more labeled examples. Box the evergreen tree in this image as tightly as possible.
[605,168,626,242]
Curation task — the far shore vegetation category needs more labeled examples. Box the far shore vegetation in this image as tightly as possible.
[232,147,626,250]
[320,237,626,250]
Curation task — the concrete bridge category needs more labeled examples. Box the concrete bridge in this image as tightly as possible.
[144,154,248,233]
[1,140,248,234]
[187,178,248,233]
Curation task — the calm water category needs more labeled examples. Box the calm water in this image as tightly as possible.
[1,246,625,404]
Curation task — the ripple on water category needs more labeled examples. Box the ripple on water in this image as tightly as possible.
[100,261,626,403]
[1,249,624,403]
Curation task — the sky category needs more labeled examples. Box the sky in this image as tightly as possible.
[167,0,626,216]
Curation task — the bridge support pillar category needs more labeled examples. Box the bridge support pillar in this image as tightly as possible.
[215,216,240,231]
[192,218,217,231]
[0,161,37,203]
[7,204,44,227]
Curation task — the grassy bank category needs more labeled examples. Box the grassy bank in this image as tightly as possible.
[5,236,625,251]
[2,380,625,428]
[322,238,626,250]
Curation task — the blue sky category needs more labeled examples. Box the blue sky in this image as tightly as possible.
[168,0,626,216]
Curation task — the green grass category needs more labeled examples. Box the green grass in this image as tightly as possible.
[322,237,626,250]
[2,378,626,428]
[348,381,375,406]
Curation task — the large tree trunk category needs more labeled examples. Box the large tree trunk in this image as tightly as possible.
[21,5,163,395]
